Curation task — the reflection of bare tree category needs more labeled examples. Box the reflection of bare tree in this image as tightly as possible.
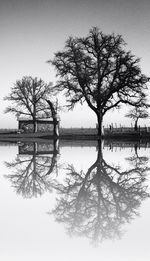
[126,143,149,168]
[50,143,150,244]
[5,143,58,198]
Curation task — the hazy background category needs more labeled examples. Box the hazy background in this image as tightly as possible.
[0,0,150,128]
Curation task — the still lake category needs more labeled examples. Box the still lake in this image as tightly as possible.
[0,140,150,261]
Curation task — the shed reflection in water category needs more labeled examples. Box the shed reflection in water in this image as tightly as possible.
[4,140,150,245]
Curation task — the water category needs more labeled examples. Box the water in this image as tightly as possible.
[0,140,150,261]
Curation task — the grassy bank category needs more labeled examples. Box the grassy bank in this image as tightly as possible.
[0,127,150,141]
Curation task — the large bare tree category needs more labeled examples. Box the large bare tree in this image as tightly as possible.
[49,27,149,136]
[4,76,55,132]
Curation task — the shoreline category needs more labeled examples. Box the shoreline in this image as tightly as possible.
[0,127,150,141]
[0,132,150,141]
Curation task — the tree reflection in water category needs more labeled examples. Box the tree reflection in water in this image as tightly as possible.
[4,141,150,244]
[4,142,58,198]
[50,142,150,244]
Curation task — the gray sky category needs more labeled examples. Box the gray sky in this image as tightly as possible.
[0,0,150,128]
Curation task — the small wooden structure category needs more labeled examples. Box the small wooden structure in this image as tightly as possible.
[17,118,59,136]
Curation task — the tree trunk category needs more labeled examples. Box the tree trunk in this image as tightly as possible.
[53,120,58,137]
[97,139,103,160]
[96,113,103,137]
[134,119,138,131]
[33,102,37,133]
[46,99,58,137]
[33,119,36,133]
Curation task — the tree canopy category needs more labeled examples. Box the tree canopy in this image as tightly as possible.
[125,107,149,130]
[4,76,55,132]
[49,27,149,135]
[4,76,52,118]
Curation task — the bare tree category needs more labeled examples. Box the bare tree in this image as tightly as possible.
[4,76,55,132]
[49,27,149,136]
[125,107,149,131]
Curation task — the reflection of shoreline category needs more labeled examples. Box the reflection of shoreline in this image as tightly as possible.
[1,138,150,149]
[59,139,97,147]
[0,137,57,143]
[104,140,150,149]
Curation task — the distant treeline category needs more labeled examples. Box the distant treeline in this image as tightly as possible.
[0,129,17,133]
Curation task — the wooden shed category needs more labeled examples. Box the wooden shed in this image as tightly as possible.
[17,118,59,136]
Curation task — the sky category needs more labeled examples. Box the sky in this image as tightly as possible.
[0,0,150,128]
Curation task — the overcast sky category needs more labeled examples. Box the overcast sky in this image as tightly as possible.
[0,0,150,128]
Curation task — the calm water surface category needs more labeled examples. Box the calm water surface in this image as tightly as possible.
[0,140,150,261]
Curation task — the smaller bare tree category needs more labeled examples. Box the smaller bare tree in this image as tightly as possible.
[125,107,149,131]
[4,76,56,132]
